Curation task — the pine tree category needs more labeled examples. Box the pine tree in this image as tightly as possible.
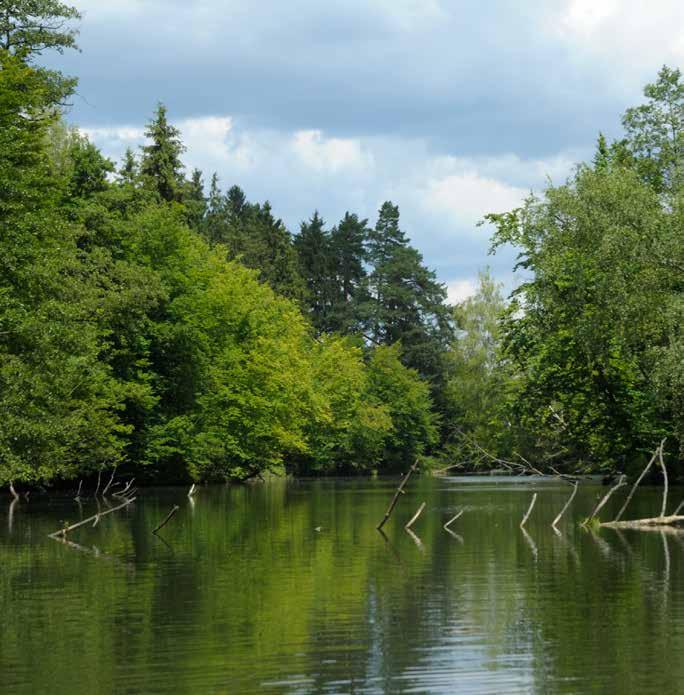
[119,148,139,185]
[364,202,453,385]
[294,212,332,331]
[328,212,369,333]
[184,168,206,232]
[140,103,186,202]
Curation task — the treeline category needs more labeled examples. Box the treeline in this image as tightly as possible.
[450,66,684,474]
[0,2,448,487]
[3,1,683,487]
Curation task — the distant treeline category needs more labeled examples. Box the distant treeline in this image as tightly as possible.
[1,1,683,488]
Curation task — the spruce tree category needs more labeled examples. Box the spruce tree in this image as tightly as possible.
[364,202,453,385]
[294,212,332,331]
[328,212,369,333]
[140,103,186,202]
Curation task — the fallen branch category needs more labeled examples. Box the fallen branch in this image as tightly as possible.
[9,482,19,501]
[659,445,669,519]
[93,468,102,498]
[74,480,83,501]
[444,509,464,531]
[405,502,426,531]
[520,493,538,529]
[188,483,197,497]
[153,505,180,534]
[433,462,467,475]
[552,482,578,530]
[113,478,135,499]
[583,475,627,525]
[600,515,684,529]
[377,461,419,530]
[48,497,136,538]
[615,439,666,522]
[101,466,117,497]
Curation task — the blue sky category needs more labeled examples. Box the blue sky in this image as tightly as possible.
[56,0,684,302]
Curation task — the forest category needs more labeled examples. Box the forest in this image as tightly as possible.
[1,1,683,488]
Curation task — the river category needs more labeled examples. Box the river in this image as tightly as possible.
[2,476,683,693]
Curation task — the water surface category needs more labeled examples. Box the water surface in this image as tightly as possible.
[2,476,684,694]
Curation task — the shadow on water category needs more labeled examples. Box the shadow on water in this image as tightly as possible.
[2,476,684,694]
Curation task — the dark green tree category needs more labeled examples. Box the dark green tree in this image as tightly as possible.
[294,211,332,331]
[328,212,369,333]
[140,103,186,202]
[364,202,453,387]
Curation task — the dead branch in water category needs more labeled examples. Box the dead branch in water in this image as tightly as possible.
[93,468,102,498]
[377,461,419,530]
[9,482,20,501]
[74,480,83,501]
[113,478,135,499]
[600,514,684,529]
[615,439,666,522]
[582,475,627,525]
[520,493,538,529]
[188,484,197,497]
[552,482,578,530]
[444,509,464,531]
[659,445,669,518]
[101,466,117,497]
[48,497,136,539]
[599,439,684,530]
[405,502,426,531]
[152,505,180,534]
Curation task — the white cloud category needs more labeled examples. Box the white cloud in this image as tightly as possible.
[291,130,372,174]
[423,172,528,229]
[446,278,478,305]
[547,0,684,91]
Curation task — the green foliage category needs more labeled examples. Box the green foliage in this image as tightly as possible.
[141,103,186,203]
[622,65,684,193]
[444,271,515,460]
[0,0,81,56]
[366,344,438,469]
[0,51,128,485]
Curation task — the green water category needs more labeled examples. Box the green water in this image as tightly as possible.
[2,476,684,694]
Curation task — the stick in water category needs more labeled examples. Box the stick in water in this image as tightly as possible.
[520,493,538,529]
[9,482,19,501]
[101,467,117,497]
[615,439,665,522]
[153,505,180,534]
[444,509,464,531]
[377,461,418,530]
[188,484,197,497]
[583,475,626,524]
[49,497,136,538]
[552,483,578,530]
[659,445,669,519]
[405,502,426,530]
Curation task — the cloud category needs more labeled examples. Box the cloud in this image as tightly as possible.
[59,0,681,296]
[423,172,528,229]
[446,279,478,304]
[291,130,373,174]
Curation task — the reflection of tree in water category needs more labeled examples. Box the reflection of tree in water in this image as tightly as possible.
[1,480,684,693]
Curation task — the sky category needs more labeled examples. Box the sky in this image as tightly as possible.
[54,0,684,303]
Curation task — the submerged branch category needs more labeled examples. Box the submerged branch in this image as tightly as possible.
[377,460,418,530]
[48,497,136,538]
[615,439,666,522]
[405,502,426,531]
[552,482,578,530]
[520,493,538,529]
